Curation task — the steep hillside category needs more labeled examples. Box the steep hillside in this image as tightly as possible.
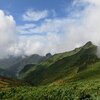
[7,54,44,76]
[3,54,51,77]
[20,42,100,85]
[19,64,36,78]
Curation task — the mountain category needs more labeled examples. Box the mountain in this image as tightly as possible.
[19,64,36,78]
[0,54,51,78]
[0,67,15,78]
[0,56,23,69]
[9,54,52,77]
[19,41,100,85]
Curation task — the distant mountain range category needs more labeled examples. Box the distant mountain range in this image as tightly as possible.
[0,53,52,78]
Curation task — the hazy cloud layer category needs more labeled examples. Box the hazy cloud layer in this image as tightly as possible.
[0,0,100,58]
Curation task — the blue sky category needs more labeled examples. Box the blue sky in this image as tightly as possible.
[0,0,74,25]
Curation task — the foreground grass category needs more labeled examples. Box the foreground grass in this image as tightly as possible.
[0,79,100,100]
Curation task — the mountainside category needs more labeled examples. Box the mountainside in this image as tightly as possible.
[8,54,51,77]
[19,64,36,78]
[0,56,23,69]
[0,68,14,78]
[0,54,51,78]
[19,41,100,85]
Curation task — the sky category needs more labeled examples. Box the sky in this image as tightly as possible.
[0,0,100,58]
[0,0,73,25]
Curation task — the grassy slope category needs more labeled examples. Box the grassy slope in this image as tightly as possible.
[18,45,81,79]
[0,78,100,100]
[21,42,99,85]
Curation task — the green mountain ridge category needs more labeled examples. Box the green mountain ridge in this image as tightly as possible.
[19,41,100,86]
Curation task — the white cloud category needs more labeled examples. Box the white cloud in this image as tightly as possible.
[12,33,66,56]
[0,10,17,58]
[22,9,48,21]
